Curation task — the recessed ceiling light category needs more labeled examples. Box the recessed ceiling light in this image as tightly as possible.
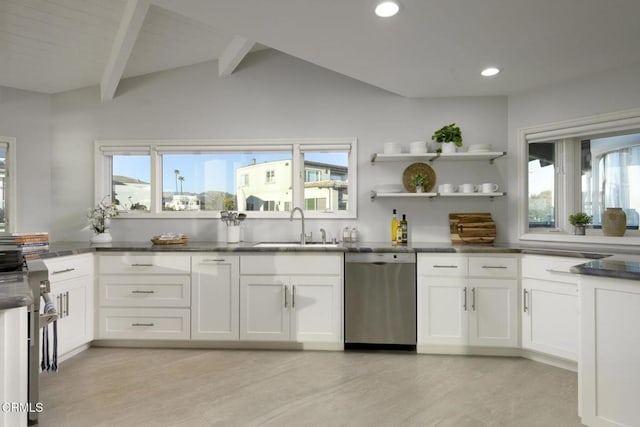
[481,67,500,77]
[375,1,400,17]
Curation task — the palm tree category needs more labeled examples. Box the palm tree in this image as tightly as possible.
[174,169,180,194]
[178,176,184,194]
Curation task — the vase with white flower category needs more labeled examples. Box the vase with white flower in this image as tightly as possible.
[88,195,120,243]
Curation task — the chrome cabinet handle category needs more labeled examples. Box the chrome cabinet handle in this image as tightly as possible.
[284,285,288,308]
[463,287,467,311]
[203,259,226,262]
[481,265,507,269]
[471,288,476,311]
[292,285,296,308]
[131,263,153,267]
[131,323,154,327]
[434,265,458,268]
[523,289,529,313]
[52,268,75,275]
[131,290,155,294]
[57,294,63,318]
[64,291,69,317]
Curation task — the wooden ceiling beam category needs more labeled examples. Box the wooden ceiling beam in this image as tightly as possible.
[218,36,255,77]
[100,0,151,101]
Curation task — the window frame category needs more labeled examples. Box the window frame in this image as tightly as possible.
[518,108,640,245]
[95,138,357,219]
[0,137,17,232]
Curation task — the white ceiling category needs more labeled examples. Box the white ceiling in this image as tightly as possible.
[2,0,640,98]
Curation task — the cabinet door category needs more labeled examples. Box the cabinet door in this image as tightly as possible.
[290,275,341,343]
[191,255,239,340]
[240,276,289,341]
[522,278,578,361]
[51,275,93,356]
[468,279,518,347]
[417,277,467,345]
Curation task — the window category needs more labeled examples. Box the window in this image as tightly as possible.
[95,138,357,218]
[519,108,640,244]
[0,138,16,232]
[265,170,275,184]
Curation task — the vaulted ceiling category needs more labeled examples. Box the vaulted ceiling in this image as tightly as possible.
[2,0,640,99]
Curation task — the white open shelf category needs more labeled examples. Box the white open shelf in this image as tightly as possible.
[370,151,506,164]
[370,191,506,200]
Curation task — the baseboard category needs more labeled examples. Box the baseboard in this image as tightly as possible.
[90,339,343,351]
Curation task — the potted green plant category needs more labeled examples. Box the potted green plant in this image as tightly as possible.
[568,212,592,235]
[412,172,429,193]
[432,123,463,153]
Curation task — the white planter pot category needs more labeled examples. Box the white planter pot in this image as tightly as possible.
[90,231,112,244]
[440,143,457,153]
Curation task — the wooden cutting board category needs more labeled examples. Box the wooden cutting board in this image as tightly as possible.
[449,213,496,244]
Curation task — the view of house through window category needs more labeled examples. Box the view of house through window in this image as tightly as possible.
[581,133,640,228]
[102,140,355,216]
[526,131,640,233]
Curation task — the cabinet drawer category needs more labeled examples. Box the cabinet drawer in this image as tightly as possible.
[44,254,93,282]
[468,257,518,278]
[521,255,583,284]
[240,254,341,275]
[99,276,190,307]
[418,255,468,276]
[98,308,190,340]
[98,254,191,275]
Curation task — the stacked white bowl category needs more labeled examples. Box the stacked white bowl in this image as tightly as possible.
[383,142,402,154]
[409,140,427,153]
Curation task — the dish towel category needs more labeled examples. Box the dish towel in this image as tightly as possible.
[40,322,58,372]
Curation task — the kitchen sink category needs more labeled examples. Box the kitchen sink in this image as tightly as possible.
[253,242,340,248]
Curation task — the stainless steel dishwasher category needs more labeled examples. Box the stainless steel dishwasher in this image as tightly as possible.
[345,252,416,350]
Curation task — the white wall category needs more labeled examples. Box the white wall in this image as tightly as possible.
[506,62,640,243]
[50,49,508,242]
[0,86,51,232]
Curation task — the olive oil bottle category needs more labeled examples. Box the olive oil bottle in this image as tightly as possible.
[391,209,399,242]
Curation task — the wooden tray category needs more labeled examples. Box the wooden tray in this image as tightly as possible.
[151,236,188,245]
[402,163,436,193]
[449,213,495,244]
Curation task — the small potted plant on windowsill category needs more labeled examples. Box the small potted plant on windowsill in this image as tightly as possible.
[412,172,429,193]
[432,123,463,153]
[568,212,592,235]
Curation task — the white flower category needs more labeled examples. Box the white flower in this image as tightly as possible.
[87,195,120,234]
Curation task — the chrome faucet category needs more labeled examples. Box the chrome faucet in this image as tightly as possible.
[289,207,306,244]
[320,228,327,244]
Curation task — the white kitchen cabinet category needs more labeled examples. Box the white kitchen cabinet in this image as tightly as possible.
[240,275,290,341]
[97,253,191,340]
[580,274,640,427]
[418,254,518,351]
[44,254,94,359]
[0,306,28,427]
[191,255,239,340]
[239,254,342,345]
[521,255,580,362]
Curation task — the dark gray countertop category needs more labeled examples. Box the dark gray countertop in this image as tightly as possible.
[571,259,640,281]
[0,272,33,310]
[21,241,639,281]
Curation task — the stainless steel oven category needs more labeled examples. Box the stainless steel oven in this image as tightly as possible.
[345,252,416,350]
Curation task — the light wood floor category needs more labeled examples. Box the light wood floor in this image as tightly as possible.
[39,348,582,427]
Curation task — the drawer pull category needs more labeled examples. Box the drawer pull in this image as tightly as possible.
[52,268,75,275]
[131,323,154,327]
[545,268,574,276]
[131,290,155,294]
[203,259,226,262]
[131,263,153,267]
[433,265,458,269]
[481,265,507,269]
